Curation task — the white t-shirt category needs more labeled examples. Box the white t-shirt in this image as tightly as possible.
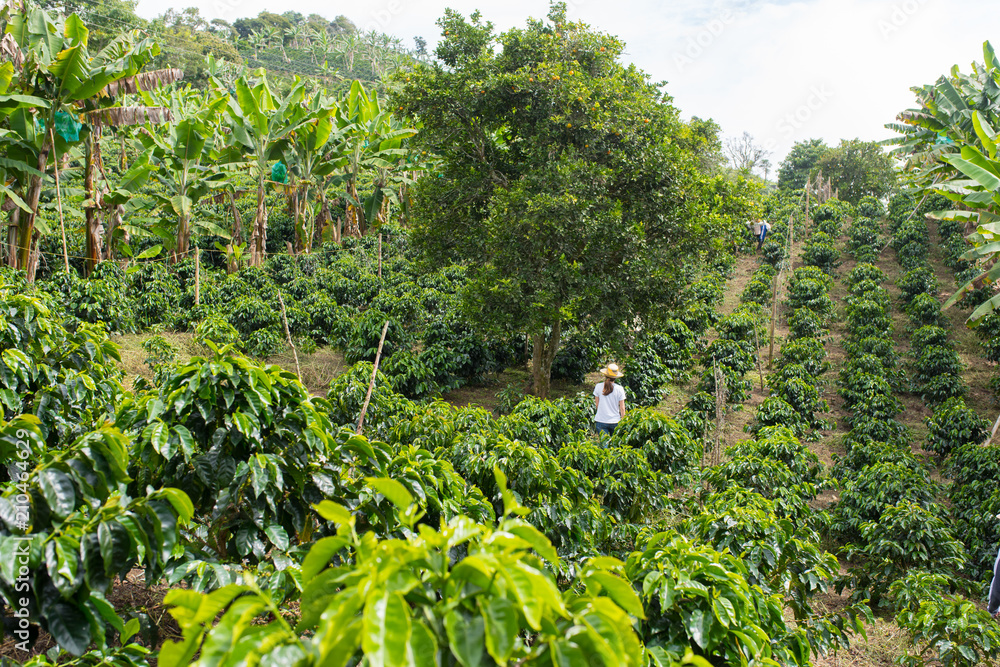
[593,382,626,423]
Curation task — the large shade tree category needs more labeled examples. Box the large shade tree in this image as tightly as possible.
[814,138,896,205]
[777,138,830,191]
[393,3,716,397]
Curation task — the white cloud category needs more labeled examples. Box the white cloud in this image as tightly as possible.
[133,0,1000,163]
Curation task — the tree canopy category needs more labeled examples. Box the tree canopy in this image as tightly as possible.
[777,138,830,191]
[392,2,739,397]
[815,139,896,204]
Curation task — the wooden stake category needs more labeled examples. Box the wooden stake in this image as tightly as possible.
[277,290,301,378]
[768,272,779,368]
[753,323,764,392]
[356,320,390,435]
[804,175,811,227]
[983,411,1000,447]
[50,128,69,274]
[194,247,200,305]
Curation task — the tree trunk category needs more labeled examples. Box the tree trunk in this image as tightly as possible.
[228,192,243,247]
[249,177,268,265]
[17,141,51,276]
[84,133,103,275]
[6,208,20,268]
[174,211,190,263]
[103,205,123,260]
[530,320,562,399]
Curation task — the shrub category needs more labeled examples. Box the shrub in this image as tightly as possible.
[840,371,902,422]
[627,531,811,666]
[126,261,182,328]
[788,307,828,340]
[847,263,887,286]
[831,439,923,480]
[890,571,1000,667]
[845,298,892,339]
[761,239,788,267]
[856,195,883,219]
[43,266,137,333]
[911,325,951,356]
[678,300,720,335]
[905,292,946,327]
[557,441,669,520]
[681,488,837,617]
[750,397,809,436]
[612,409,701,476]
[344,309,409,363]
[620,344,671,408]
[897,240,929,270]
[716,306,767,343]
[830,462,937,542]
[925,398,989,457]
[741,277,773,306]
[842,337,899,371]
[774,377,829,429]
[803,240,840,274]
[897,266,938,304]
[912,345,966,403]
[728,425,822,485]
[842,501,966,608]
[777,338,829,378]
[194,314,241,349]
[786,278,834,316]
[848,279,891,310]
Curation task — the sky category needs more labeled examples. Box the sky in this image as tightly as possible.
[134,0,1000,167]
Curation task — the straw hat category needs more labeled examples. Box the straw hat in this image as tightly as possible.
[599,363,624,378]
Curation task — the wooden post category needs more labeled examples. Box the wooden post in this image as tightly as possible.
[277,290,301,378]
[753,323,765,392]
[194,247,200,305]
[804,175,811,228]
[983,411,1000,447]
[50,128,69,274]
[768,272,779,368]
[356,320,390,435]
[712,358,725,467]
[378,233,382,280]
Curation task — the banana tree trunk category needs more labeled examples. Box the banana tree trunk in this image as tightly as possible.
[17,140,51,278]
[530,319,562,399]
[249,175,268,266]
[6,208,20,267]
[103,204,123,260]
[174,211,190,263]
[84,133,103,275]
[344,180,360,238]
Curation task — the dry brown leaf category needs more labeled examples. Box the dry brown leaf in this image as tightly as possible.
[102,68,184,97]
[87,106,173,127]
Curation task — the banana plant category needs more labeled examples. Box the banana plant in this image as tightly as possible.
[135,87,231,260]
[276,91,349,253]
[1,3,172,277]
[225,69,302,265]
[335,80,418,237]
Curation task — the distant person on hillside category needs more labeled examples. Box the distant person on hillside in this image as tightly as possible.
[593,364,626,437]
[756,219,772,251]
[989,542,1000,619]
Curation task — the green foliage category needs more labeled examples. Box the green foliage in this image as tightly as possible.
[776,337,829,378]
[557,441,669,521]
[890,572,1000,667]
[906,292,946,327]
[194,314,240,349]
[912,345,966,403]
[0,419,192,657]
[116,350,340,563]
[830,463,938,543]
[681,488,838,619]
[815,139,896,205]
[626,531,811,666]
[160,506,646,667]
[925,398,989,457]
[611,410,701,476]
[802,238,840,275]
[788,307,828,340]
[897,267,938,304]
[43,267,137,333]
[0,286,125,443]
[847,263,887,286]
[840,501,966,608]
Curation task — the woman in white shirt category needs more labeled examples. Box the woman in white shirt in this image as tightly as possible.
[593,364,626,436]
